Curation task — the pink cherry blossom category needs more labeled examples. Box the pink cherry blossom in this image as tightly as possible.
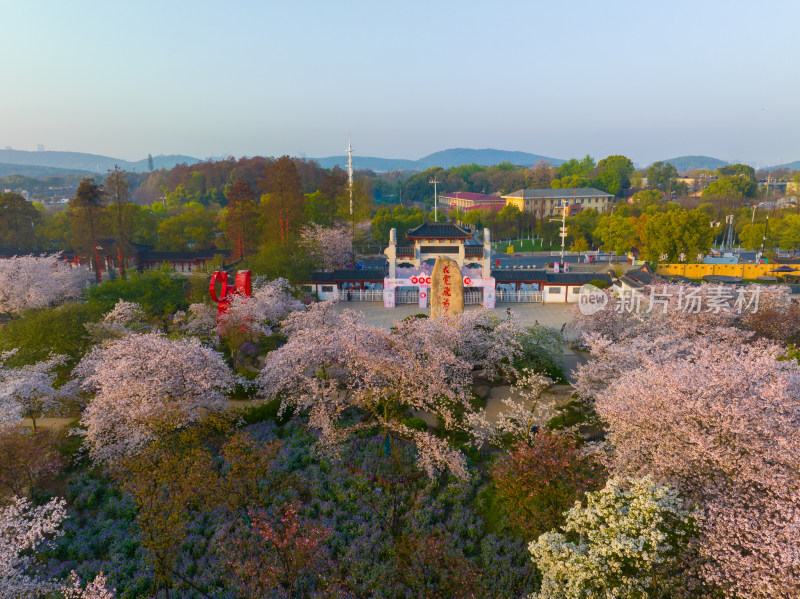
[258,303,522,478]
[0,254,93,315]
[299,223,353,270]
[76,333,239,463]
[597,340,800,598]
[0,495,66,598]
[63,571,116,599]
[0,350,70,429]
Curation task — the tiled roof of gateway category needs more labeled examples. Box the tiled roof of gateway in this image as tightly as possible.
[310,268,388,283]
[406,223,473,239]
[503,188,613,199]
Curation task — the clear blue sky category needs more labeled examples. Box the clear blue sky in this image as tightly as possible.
[2,0,798,167]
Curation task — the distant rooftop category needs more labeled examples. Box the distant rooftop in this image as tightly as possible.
[439,191,504,202]
[503,188,614,199]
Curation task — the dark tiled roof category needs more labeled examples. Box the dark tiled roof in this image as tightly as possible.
[139,250,225,261]
[620,275,645,290]
[546,272,613,285]
[396,245,415,256]
[492,269,548,282]
[406,223,473,239]
[503,188,614,200]
[626,267,662,286]
[310,268,387,283]
[465,246,484,257]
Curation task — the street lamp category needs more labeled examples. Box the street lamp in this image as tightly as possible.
[752,201,767,223]
[429,177,440,222]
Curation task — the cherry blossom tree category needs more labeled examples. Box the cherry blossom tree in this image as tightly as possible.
[76,333,239,463]
[0,349,70,430]
[85,300,150,342]
[62,571,116,599]
[259,302,498,478]
[597,341,800,598]
[529,476,696,599]
[299,223,353,270]
[180,302,218,339]
[216,277,303,368]
[0,495,66,598]
[0,254,93,316]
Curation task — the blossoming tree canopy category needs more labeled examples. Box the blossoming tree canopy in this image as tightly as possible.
[259,303,524,479]
[76,333,240,463]
[0,253,93,315]
[597,340,800,598]
[530,476,695,599]
[0,495,67,598]
[299,223,352,270]
[0,349,70,429]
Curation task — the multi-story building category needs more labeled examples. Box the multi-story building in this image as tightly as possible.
[502,188,613,218]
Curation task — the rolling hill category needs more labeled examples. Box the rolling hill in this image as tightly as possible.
[315,148,565,171]
[0,162,93,177]
[660,156,729,172]
[0,149,200,174]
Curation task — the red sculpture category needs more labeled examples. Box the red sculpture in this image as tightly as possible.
[209,270,252,321]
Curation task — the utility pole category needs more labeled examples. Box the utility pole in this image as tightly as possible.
[429,176,440,222]
[549,200,567,268]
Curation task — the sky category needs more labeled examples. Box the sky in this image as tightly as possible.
[2,0,799,167]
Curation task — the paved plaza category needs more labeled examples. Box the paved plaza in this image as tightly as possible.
[333,300,587,382]
[333,300,577,331]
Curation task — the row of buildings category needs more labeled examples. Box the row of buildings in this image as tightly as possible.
[437,188,614,218]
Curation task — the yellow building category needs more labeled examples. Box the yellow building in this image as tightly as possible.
[502,188,613,218]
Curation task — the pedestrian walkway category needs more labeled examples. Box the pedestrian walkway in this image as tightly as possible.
[333,301,576,331]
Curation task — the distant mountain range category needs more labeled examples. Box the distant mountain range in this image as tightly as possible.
[315,148,566,171]
[0,148,796,179]
[0,149,200,174]
[768,160,800,171]
[0,162,93,178]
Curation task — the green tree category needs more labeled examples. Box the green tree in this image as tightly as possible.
[556,155,595,179]
[105,165,133,275]
[69,178,106,281]
[645,161,679,193]
[259,155,305,245]
[222,179,260,260]
[0,193,41,250]
[595,214,637,254]
[371,205,429,244]
[717,163,756,180]
[0,303,103,368]
[156,204,217,251]
[702,176,757,199]
[774,214,800,251]
[642,208,715,261]
[83,267,190,318]
[595,154,634,190]
[629,189,664,211]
